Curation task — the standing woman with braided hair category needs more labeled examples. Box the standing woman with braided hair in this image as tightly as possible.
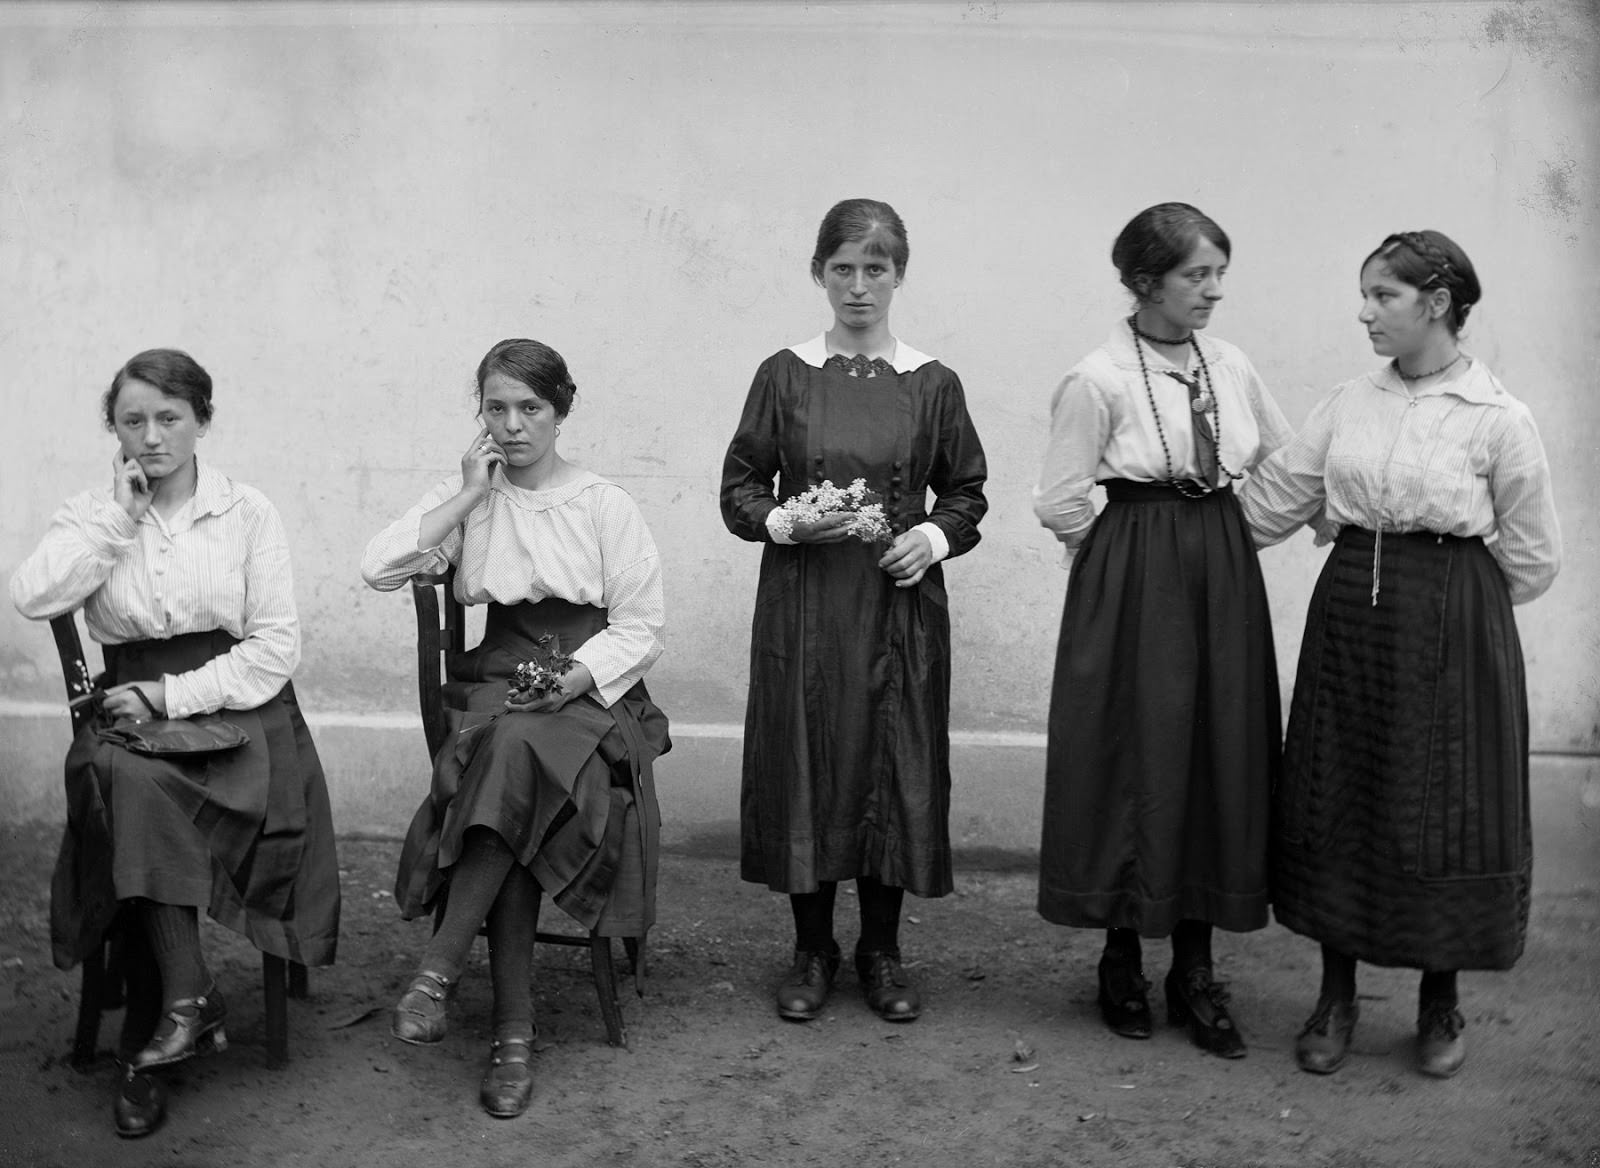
[1034,203,1292,1058]
[1241,231,1560,1079]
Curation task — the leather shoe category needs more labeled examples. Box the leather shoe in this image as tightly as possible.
[479,1029,535,1118]
[1097,956,1152,1039]
[856,949,921,1022]
[130,985,228,1071]
[113,1069,167,1139]
[776,945,840,1021]
[392,970,453,1045]
[1417,1001,1467,1078]
[1295,997,1359,1074]
[1165,966,1246,1059]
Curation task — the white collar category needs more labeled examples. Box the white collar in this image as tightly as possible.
[789,334,935,373]
[1369,356,1508,407]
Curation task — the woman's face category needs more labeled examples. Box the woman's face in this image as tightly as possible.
[1358,257,1442,360]
[111,379,206,480]
[822,237,899,331]
[480,371,562,468]
[1147,236,1228,335]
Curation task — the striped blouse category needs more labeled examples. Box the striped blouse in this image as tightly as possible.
[360,468,664,708]
[9,461,302,717]
[1236,358,1561,604]
[1033,324,1294,549]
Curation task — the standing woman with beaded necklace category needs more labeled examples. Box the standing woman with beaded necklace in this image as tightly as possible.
[1240,231,1560,1079]
[1033,203,1292,1058]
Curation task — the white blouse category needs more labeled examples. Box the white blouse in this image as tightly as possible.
[9,461,302,717]
[1237,358,1561,604]
[1033,324,1294,548]
[361,468,664,708]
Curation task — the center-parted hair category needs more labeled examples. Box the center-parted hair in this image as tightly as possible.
[810,198,910,284]
[1111,203,1231,302]
[475,339,578,417]
[102,348,214,430]
[1363,230,1481,336]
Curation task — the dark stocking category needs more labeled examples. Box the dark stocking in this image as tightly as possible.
[116,914,163,1059]
[1319,945,1359,1005]
[421,827,517,979]
[487,863,541,1033]
[788,882,838,952]
[142,901,209,1006]
[1170,919,1214,975]
[855,877,904,954]
[1103,927,1143,968]
[1419,969,1459,1009]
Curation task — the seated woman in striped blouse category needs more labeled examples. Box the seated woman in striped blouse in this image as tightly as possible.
[361,338,668,1120]
[1240,231,1561,1080]
[10,348,341,1139]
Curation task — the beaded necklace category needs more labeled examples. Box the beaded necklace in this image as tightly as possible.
[1127,316,1241,498]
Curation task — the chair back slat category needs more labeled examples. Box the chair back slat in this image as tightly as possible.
[49,612,98,735]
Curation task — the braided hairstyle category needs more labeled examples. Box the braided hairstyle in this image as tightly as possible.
[1363,230,1481,336]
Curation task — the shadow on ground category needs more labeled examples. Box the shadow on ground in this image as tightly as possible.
[0,823,1596,1168]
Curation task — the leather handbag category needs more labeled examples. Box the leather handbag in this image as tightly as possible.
[98,713,250,756]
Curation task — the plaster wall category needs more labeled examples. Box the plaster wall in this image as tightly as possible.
[2,2,1596,830]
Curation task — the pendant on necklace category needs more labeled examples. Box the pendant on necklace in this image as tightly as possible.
[1191,392,1215,413]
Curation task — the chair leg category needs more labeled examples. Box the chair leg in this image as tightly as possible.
[71,942,108,1071]
[588,934,627,1050]
[288,961,309,1000]
[262,954,289,1068]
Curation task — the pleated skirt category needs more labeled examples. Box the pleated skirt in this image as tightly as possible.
[1273,528,1531,970]
[393,600,669,938]
[51,629,341,971]
[1037,481,1280,936]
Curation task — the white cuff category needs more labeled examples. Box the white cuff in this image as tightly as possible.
[765,509,797,545]
[911,521,949,563]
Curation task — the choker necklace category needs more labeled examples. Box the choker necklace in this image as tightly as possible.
[1396,354,1461,382]
[1128,314,1193,346]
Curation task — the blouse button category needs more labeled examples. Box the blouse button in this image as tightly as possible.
[890,476,903,487]
[892,460,904,471]
[889,490,903,503]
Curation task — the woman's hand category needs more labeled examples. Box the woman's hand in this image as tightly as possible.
[789,513,855,543]
[103,680,167,723]
[878,529,933,588]
[460,427,506,499]
[113,453,155,522]
[504,663,595,715]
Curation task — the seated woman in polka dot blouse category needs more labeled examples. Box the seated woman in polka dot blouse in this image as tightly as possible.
[362,338,668,1120]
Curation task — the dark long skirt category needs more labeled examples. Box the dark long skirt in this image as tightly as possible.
[50,629,341,971]
[740,541,954,898]
[393,600,669,938]
[1037,481,1280,936]
[1273,528,1530,970]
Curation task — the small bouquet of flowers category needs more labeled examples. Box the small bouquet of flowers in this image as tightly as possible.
[769,478,893,543]
[507,634,575,703]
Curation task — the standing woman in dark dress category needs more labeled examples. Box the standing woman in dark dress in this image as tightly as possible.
[1033,204,1291,1058]
[721,198,988,1024]
[10,349,341,1138]
[1240,231,1560,1078]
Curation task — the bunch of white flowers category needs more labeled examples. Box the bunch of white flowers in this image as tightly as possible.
[769,478,893,543]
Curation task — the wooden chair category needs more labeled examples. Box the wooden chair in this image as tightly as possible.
[49,612,308,1069]
[410,569,637,1048]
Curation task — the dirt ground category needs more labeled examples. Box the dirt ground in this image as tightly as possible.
[0,822,1595,1168]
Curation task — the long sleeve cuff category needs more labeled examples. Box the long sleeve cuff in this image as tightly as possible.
[911,521,949,562]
